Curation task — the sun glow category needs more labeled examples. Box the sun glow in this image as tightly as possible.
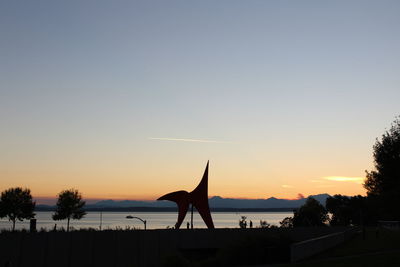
[323,176,364,184]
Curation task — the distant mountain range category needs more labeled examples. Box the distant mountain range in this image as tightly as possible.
[36,194,330,211]
[90,194,330,209]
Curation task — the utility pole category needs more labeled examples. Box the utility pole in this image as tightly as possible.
[99,211,103,231]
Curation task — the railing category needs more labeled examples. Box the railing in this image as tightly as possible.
[378,220,400,230]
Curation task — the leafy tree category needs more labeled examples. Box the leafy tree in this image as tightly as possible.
[292,197,328,227]
[0,187,35,231]
[365,117,400,220]
[326,195,376,226]
[326,195,352,226]
[53,189,86,231]
[279,217,293,228]
[348,195,371,225]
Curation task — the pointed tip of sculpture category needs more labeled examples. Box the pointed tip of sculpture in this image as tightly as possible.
[204,161,209,176]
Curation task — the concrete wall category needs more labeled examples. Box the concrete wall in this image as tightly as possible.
[0,227,351,267]
[290,228,358,262]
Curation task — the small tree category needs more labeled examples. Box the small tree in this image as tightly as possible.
[292,197,328,227]
[53,189,86,232]
[280,217,293,228]
[0,187,35,231]
[259,220,271,228]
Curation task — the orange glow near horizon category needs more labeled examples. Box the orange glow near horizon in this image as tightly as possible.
[0,132,371,203]
[1,161,367,204]
[1,174,367,201]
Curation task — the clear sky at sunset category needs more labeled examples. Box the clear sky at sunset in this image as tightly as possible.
[1,1,399,203]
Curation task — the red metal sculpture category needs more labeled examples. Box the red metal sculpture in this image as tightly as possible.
[157,161,215,229]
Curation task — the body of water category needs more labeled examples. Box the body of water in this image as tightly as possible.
[0,211,293,231]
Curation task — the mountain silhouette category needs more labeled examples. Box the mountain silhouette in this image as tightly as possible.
[91,194,330,209]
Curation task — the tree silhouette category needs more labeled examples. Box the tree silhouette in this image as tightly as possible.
[326,195,352,226]
[326,194,377,226]
[53,189,86,232]
[0,187,35,231]
[279,217,293,228]
[365,117,400,220]
[292,197,328,227]
[347,195,371,225]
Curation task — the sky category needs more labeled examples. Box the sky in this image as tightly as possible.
[1,1,399,204]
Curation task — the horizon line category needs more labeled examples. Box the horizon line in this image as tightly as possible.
[33,193,336,204]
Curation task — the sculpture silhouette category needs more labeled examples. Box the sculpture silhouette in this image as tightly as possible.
[157,161,215,229]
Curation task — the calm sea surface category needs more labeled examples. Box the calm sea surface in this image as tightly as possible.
[0,211,293,231]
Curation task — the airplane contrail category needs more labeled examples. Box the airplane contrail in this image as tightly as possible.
[148,137,230,143]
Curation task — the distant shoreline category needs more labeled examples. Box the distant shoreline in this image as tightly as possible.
[35,206,296,212]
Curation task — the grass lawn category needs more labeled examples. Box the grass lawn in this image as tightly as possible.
[283,228,400,267]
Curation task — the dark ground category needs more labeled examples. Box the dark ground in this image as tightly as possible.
[279,227,400,267]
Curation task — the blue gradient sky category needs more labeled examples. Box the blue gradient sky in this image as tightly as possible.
[1,1,399,201]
